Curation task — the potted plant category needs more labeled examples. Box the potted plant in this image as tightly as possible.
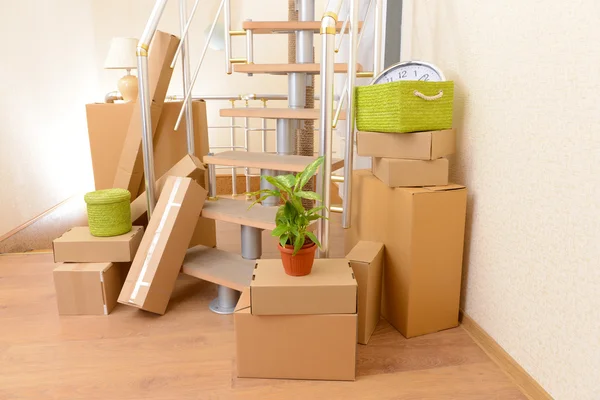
[247,156,327,276]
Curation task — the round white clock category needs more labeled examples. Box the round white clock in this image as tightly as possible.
[372,61,446,84]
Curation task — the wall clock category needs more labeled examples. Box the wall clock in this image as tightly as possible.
[372,61,446,84]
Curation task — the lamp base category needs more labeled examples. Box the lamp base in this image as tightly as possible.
[117,74,138,102]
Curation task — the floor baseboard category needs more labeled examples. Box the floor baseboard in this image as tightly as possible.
[460,311,553,400]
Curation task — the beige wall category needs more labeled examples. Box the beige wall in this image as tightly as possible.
[408,1,600,398]
[0,0,98,237]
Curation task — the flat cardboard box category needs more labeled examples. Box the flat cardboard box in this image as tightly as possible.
[130,154,216,249]
[235,290,357,381]
[86,101,210,192]
[357,129,456,160]
[113,31,180,194]
[345,170,467,338]
[118,177,206,315]
[53,226,144,263]
[372,157,449,187]
[346,241,384,345]
[250,258,357,315]
[53,262,130,315]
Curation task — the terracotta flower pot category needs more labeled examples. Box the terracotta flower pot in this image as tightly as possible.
[278,240,317,276]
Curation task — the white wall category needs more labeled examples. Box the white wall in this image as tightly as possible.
[0,0,98,237]
[408,1,600,398]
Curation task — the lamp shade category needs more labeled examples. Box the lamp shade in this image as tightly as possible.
[104,37,138,70]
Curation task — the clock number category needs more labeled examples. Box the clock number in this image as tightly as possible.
[414,70,417,77]
[419,74,430,81]
[401,70,407,78]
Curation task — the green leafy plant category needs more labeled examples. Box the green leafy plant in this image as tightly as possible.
[247,156,327,255]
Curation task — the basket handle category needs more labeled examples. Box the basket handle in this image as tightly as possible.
[413,90,443,101]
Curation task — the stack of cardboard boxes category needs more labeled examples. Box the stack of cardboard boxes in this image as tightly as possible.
[347,129,468,338]
[235,259,359,381]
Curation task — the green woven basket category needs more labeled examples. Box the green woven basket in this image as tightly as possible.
[84,188,132,237]
[355,80,454,133]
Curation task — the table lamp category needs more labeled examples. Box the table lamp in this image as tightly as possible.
[104,37,138,102]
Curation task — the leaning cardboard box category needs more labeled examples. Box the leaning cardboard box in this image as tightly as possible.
[53,226,144,263]
[345,170,467,338]
[112,31,179,194]
[235,258,358,381]
[118,176,206,315]
[346,241,384,345]
[53,262,130,315]
[130,154,216,248]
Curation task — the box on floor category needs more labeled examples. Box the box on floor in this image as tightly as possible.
[53,262,130,315]
[119,177,206,315]
[345,169,467,338]
[53,226,144,263]
[347,241,384,344]
[372,157,449,187]
[357,129,455,160]
[235,294,357,380]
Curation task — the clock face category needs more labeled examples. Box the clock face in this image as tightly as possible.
[372,61,445,84]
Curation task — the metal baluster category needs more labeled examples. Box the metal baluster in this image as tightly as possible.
[261,99,268,152]
[179,0,195,155]
[244,99,251,195]
[229,99,237,195]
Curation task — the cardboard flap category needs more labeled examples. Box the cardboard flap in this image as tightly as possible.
[346,241,384,263]
[423,183,466,192]
[235,289,251,313]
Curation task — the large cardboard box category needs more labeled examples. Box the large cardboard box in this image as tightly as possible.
[53,226,144,263]
[53,262,130,315]
[357,129,455,160]
[118,177,206,315]
[130,154,216,249]
[250,258,357,315]
[235,290,357,381]
[346,241,384,345]
[345,170,467,338]
[86,100,210,192]
[372,157,449,187]
[112,31,180,194]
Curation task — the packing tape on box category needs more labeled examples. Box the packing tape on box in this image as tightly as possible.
[129,177,183,303]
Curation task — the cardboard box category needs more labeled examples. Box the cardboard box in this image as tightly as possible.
[118,177,206,315]
[345,170,467,338]
[53,226,144,263]
[235,290,357,381]
[53,262,130,315]
[130,154,216,249]
[112,31,180,194]
[86,101,210,192]
[357,129,456,160]
[346,241,384,345]
[372,157,449,187]
[250,258,357,315]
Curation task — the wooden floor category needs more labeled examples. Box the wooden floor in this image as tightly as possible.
[0,216,526,399]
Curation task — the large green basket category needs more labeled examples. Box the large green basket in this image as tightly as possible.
[355,80,454,133]
[84,188,132,237]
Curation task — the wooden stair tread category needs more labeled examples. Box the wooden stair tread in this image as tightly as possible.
[219,108,346,120]
[201,197,277,231]
[204,151,344,173]
[182,245,255,291]
[234,63,363,75]
[243,21,363,34]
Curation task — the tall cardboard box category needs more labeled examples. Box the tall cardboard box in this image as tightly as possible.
[86,101,210,192]
[346,241,384,344]
[235,290,357,381]
[130,154,216,249]
[53,226,144,263]
[357,129,456,160]
[53,262,130,315]
[250,258,357,315]
[345,170,467,338]
[118,177,206,315]
[112,31,180,194]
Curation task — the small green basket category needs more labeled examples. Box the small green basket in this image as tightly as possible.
[84,188,132,237]
[355,80,454,133]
